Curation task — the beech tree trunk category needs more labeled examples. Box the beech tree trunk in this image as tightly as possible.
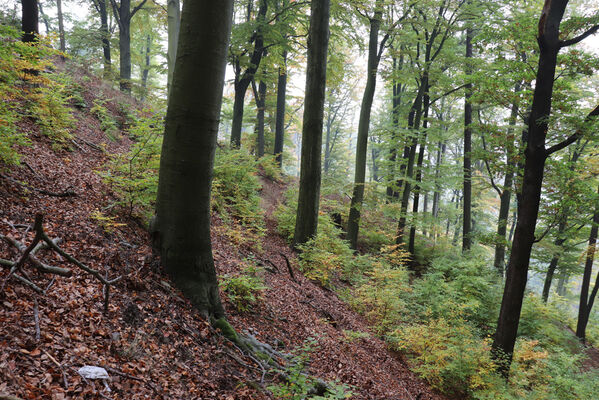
[346,1,383,250]
[293,0,330,247]
[576,187,599,342]
[230,0,267,148]
[56,0,65,53]
[98,0,112,77]
[274,50,287,167]
[253,79,267,158]
[492,0,570,375]
[167,0,181,98]
[154,0,233,318]
[118,0,132,93]
[463,24,473,252]
[21,0,38,43]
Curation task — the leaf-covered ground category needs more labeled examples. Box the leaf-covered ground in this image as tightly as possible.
[0,67,448,400]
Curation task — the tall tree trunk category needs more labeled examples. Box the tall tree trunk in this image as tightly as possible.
[230,0,268,148]
[324,101,333,174]
[98,0,112,78]
[118,0,132,93]
[493,89,520,276]
[253,79,267,158]
[463,24,473,252]
[541,244,563,302]
[167,0,181,98]
[346,1,384,250]
[492,0,570,375]
[396,84,425,246]
[154,0,233,319]
[274,50,287,167]
[293,0,330,247]
[141,34,151,100]
[21,0,38,43]
[576,188,599,342]
[386,55,403,200]
[56,0,65,53]
[408,89,430,254]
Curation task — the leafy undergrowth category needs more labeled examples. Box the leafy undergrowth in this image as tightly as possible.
[0,61,448,399]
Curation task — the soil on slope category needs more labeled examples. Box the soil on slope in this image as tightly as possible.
[0,66,447,400]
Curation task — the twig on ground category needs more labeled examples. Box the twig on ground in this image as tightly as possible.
[0,173,77,197]
[279,253,298,284]
[42,349,68,389]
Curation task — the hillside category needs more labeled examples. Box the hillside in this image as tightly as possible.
[0,62,445,399]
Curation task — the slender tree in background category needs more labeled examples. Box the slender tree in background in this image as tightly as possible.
[56,0,65,54]
[576,186,599,342]
[274,49,287,167]
[252,78,267,158]
[492,0,599,375]
[230,0,268,148]
[462,21,473,252]
[153,0,234,318]
[293,0,330,248]
[91,0,112,78]
[21,0,38,43]
[166,0,180,98]
[346,0,385,250]
[110,0,149,93]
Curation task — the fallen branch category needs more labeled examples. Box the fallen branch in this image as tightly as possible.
[0,235,71,277]
[279,253,298,284]
[77,137,103,152]
[42,349,68,389]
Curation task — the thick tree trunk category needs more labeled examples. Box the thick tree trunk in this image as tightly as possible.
[274,51,287,167]
[118,0,132,93]
[167,0,181,98]
[21,0,38,43]
[576,188,599,341]
[293,0,330,247]
[492,0,568,375]
[346,2,383,250]
[154,0,233,318]
[463,24,473,252]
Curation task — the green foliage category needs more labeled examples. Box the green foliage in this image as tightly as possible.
[219,260,267,312]
[102,111,163,220]
[257,153,283,182]
[212,148,263,229]
[268,338,353,400]
[0,26,73,165]
[91,99,120,140]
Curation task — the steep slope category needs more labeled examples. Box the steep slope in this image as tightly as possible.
[0,66,446,400]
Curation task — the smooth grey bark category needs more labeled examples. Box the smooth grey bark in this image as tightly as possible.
[293,0,330,247]
[140,34,151,100]
[21,0,38,43]
[167,0,180,98]
[346,0,384,250]
[154,0,234,318]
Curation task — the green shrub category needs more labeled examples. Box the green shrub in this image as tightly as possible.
[212,147,263,228]
[219,260,267,312]
[28,76,75,143]
[91,99,119,140]
[268,338,353,400]
[102,110,163,220]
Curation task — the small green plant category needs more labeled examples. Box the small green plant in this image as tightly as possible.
[219,261,267,312]
[342,330,370,342]
[91,99,119,140]
[90,209,126,234]
[28,78,75,143]
[102,110,163,220]
[268,338,353,399]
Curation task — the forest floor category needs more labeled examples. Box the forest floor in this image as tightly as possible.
[0,67,448,399]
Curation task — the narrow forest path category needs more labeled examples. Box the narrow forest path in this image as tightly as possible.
[0,68,447,398]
